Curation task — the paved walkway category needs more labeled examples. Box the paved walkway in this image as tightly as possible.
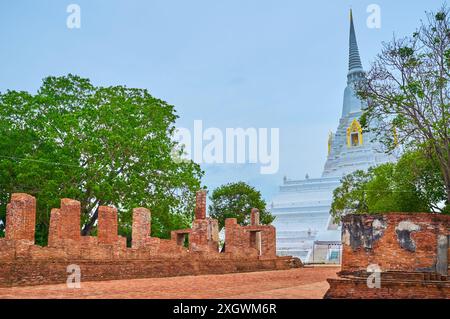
[0,266,339,299]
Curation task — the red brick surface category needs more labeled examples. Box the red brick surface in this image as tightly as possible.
[98,206,118,245]
[131,207,151,249]
[60,198,81,242]
[0,267,338,299]
[190,218,219,252]
[48,208,61,247]
[340,214,449,273]
[250,208,260,226]
[195,190,207,220]
[6,193,36,243]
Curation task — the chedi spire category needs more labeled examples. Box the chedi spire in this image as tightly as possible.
[348,9,363,74]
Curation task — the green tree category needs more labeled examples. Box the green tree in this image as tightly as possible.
[358,5,450,207]
[0,74,203,244]
[208,182,274,231]
[331,151,447,223]
[330,170,371,223]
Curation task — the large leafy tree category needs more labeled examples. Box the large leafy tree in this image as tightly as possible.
[358,6,450,206]
[208,182,274,231]
[331,151,447,223]
[0,75,203,244]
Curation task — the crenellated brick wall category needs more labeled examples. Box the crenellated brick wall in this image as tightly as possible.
[0,191,293,287]
[325,213,450,299]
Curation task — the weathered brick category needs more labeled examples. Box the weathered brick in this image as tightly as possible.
[225,212,276,258]
[48,208,61,247]
[98,206,118,245]
[132,207,151,249]
[340,213,449,273]
[195,190,207,220]
[6,193,36,243]
[60,198,81,241]
[250,208,260,226]
[325,213,450,299]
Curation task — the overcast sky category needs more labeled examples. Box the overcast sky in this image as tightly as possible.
[0,0,444,200]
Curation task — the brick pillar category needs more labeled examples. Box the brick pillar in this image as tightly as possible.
[261,227,276,257]
[250,208,261,256]
[98,206,118,245]
[48,208,61,247]
[5,193,36,243]
[60,198,81,241]
[132,207,151,249]
[195,190,206,220]
[250,208,260,225]
[224,218,238,253]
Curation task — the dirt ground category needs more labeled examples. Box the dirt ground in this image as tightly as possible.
[0,266,339,299]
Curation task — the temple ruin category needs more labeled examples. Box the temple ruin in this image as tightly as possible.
[325,213,450,299]
[0,191,297,287]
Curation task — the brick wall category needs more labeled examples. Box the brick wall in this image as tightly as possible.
[171,191,220,253]
[340,214,449,274]
[0,256,293,287]
[224,212,276,258]
[325,275,450,299]
[0,192,289,287]
[325,213,450,299]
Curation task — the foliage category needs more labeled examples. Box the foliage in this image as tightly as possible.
[358,5,450,205]
[330,170,371,222]
[0,74,203,245]
[331,151,448,223]
[208,182,274,230]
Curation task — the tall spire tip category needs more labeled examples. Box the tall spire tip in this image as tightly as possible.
[348,10,363,73]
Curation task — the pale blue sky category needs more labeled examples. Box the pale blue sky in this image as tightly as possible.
[0,0,444,200]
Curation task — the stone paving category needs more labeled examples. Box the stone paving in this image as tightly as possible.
[0,266,339,299]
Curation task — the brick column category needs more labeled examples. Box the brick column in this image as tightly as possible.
[250,208,261,256]
[250,208,260,226]
[98,206,118,245]
[224,218,238,253]
[132,207,151,249]
[48,208,61,247]
[195,190,206,220]
[60,198,81,241]
[5,193,36,243]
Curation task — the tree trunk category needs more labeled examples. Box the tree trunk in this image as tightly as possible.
[446,185,450,209]
[443,166,450,209]
[81,207,99,236]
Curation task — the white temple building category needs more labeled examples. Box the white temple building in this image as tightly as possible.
[271,11,396,263]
